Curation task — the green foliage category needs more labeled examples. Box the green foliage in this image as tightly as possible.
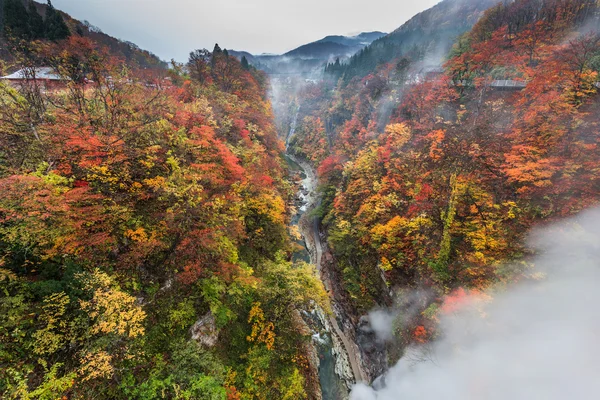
[434,174,458,282]
[27,1,44,39]
[44,0,70,41]
[120,342,227,400]
[3,0,29,38]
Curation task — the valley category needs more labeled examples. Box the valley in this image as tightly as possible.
[0,0,599,399]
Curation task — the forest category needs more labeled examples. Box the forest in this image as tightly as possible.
[291,0,600,365]
[1,2,328,399]
[1,0,600,399]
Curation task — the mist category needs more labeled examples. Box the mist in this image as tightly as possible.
[352,207,600,399]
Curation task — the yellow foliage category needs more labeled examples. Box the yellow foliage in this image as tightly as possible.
[86,165,121,185]
[79,350,114,382]
[143,176,167,190]
[79,270,146,339]
[124,227,149,243]
[247,192,286,225]
[32,292,70,355]
[385,123,412,149]
[246,302,276,351]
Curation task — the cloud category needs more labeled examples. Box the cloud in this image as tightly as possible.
[352,207,600,400]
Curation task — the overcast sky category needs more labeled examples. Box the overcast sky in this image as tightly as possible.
[52,0,441,61]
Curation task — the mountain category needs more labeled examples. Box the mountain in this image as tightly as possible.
[1,1,327,399]
[289,0,600,385]
[337,0,500,79]
[285,31,387,59]
[316,31,387,46]
[285,41,357,59]
[230,31,386,75]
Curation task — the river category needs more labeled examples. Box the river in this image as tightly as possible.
[285,106,367,399]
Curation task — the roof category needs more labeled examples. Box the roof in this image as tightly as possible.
[1,67,62,81]
[489,80,527,88]
[421,66,445,74]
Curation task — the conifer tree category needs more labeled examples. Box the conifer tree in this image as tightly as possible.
[0,0,5,33]
[44,0,69,41]
[241,55,250,70]
[3,0,30,38]
[27,0,44,39]
[211,43,222,69]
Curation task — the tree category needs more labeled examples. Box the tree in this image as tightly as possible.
[44,0,70,41]
[3,0,29,38]
[187,48,211,83]
[241,55,250,70]
[27,0,44,39]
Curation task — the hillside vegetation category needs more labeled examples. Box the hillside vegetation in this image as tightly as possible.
[1,0,165,70]
[0,23,327,400]
[1,0,600,398]
[290,0,600,343]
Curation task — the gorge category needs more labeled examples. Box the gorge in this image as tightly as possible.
[0,0,599,399]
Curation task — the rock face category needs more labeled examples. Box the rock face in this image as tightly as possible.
[357,315,389,379]
[190,312,219,348]
[293,310,323,400]
[315,308,353,395]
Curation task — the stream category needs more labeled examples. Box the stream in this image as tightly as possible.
[285,106,366,399]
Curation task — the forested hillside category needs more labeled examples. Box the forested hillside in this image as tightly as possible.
[0,18,328,400]
[2,0,600,398]
[329,0,500,79]
[1,0,164,69]
[290,0,600,348]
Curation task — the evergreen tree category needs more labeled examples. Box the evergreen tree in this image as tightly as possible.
[3,0,30,38]
[0,0,5,34]
[211,43,222,69]
[27,0,44,39]
[44,0,69,41]
[241,55,250,70]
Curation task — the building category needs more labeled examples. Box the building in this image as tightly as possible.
[1,67,66,91]
[489,79,528,90]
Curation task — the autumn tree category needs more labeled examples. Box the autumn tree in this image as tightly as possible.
[187,48,211,83]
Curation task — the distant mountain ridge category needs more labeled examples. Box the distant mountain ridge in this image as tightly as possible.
[286,31,387,58]
[336,0,501,79]
[230,31,386,75]
[316,31,387,46]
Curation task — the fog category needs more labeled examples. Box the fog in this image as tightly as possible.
[352,207,600,399]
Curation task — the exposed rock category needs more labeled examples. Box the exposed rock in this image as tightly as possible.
[316,308,353,395]
[190,312,218,348]
[293,310,323,400]
[356,314,389,379]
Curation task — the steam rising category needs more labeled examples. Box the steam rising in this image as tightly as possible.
[367,310,395,342]
[352,208,600,399]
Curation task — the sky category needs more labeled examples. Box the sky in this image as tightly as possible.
[52,0,441,61]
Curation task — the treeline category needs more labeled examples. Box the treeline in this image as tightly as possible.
[2,0,69,41]
[0,27,326,400]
